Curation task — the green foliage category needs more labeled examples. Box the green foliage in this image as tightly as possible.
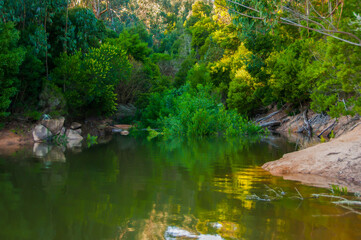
[54,43,131,117]
[106,31,152,62]
[87,134,98,147]
[308,38,361,117]
[330,185,348,196]
[66,7,109,54]
[186,63,211,88]
[141,84,265,139]
[0,22,25,118]
[227,67,259,114]
[24,111,42,121]
[266,39,314,105]
[174,56,196,87]
[52,133,68,146]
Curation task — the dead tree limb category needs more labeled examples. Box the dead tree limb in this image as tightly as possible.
[303,109,312,137]
[256,110,282,123]
[317,120,337,138]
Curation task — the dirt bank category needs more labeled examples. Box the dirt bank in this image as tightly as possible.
[0,125,33,156]
[263,124,361,192]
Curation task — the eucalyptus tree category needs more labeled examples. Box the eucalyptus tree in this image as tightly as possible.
[219,0,361,46]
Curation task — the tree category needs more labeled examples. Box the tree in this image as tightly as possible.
[221,0,361,46]
[0,23,25,117]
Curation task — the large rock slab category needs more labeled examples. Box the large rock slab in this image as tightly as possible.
[41,117,65,135]
[263,124,361,192]
[33,125,53,142]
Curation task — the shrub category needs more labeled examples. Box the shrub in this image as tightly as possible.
[266,39,314,105]
[141,84,265,139]
[53,43,131,117]
[186,63,212,88]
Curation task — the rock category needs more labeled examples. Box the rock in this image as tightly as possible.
[66,129,83,141]
[33,125,53,142]
[121,130,129,136]
[41,117,65,135]
[70,122,82,130]
[60,127,66,136]
[74,128,82,135]
[33,143,52,157]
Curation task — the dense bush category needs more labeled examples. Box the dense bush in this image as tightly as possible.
[53,43,131,117]
[140,84,265,139]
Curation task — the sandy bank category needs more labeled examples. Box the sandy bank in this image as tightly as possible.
[263,124,361,191]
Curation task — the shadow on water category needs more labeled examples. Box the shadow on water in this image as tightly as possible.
[0,135,360,239]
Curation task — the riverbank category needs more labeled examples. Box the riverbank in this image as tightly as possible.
[255,106,361,191]
[263,123,361,192]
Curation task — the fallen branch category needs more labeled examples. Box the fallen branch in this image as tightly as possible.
[259,121,281,129]
[333,200,361,206]
[295,187,304,200]
[256,110,282,123]
[349,122,361,132]
[317,120,336,138]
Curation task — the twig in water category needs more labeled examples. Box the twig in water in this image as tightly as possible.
[295,187,304,200]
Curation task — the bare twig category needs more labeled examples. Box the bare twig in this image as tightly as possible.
[295,187,304,200]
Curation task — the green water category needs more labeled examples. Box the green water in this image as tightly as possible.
[0,136,360,240]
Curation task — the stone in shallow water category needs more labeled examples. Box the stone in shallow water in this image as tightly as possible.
[33,125,52,142]
[41,117,65,135]
[164,226,223,240]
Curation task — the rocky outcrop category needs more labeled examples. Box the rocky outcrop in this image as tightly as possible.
[255,106,361,139]
[41,117,65,135]
[33,125,52,142]
[263,124,361,192]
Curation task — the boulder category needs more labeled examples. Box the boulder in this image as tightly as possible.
[66,129,83,141]
[121,130,129,136]
[74,128,82,135]
[41,117,65,135]
[70,122,82,130]
[33,125,53,142]
[60,127,66,136]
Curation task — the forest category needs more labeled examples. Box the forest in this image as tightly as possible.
[1,0,360,138]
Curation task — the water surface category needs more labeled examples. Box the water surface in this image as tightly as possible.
[0,136,360,239]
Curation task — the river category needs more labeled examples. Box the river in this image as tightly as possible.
[0,135,360,239]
